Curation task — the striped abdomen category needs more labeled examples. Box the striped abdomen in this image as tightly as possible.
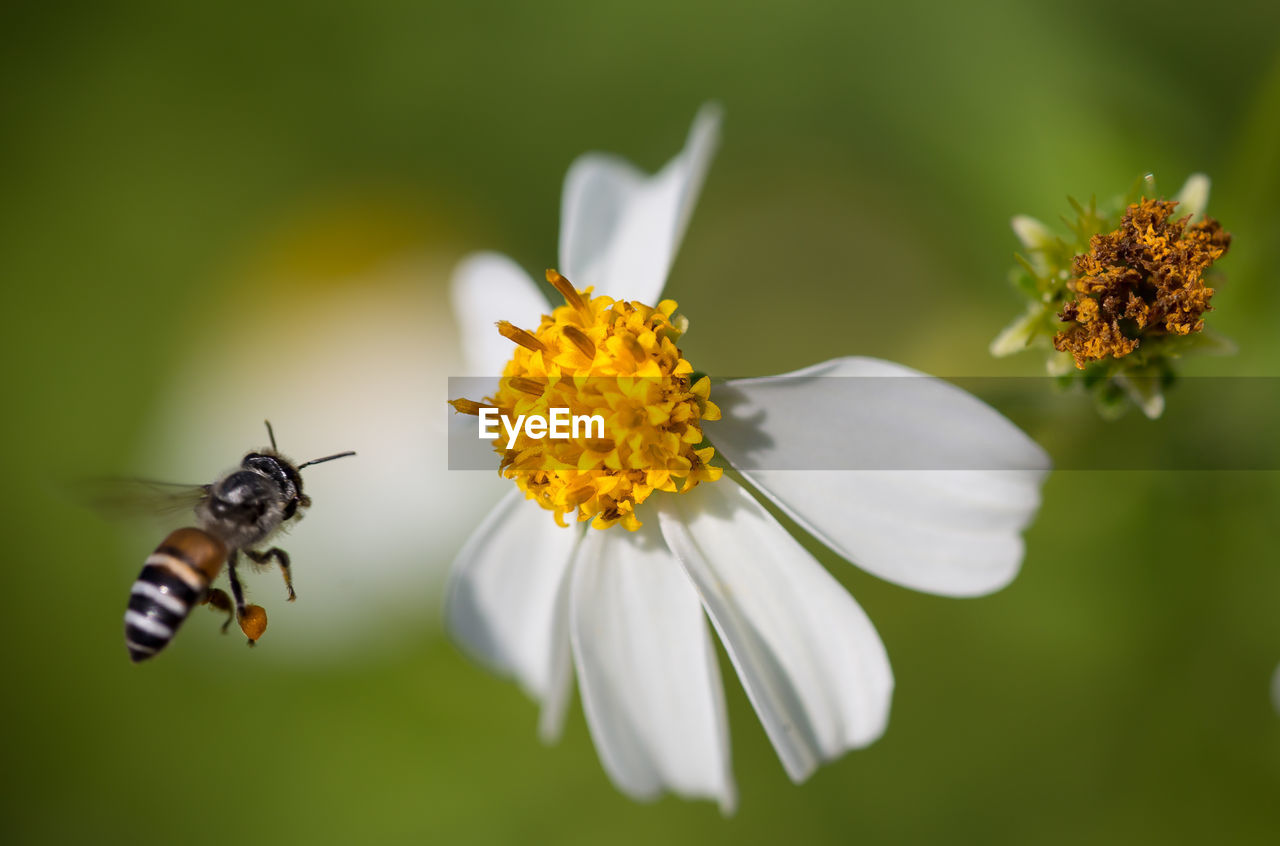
[125,528,227,663]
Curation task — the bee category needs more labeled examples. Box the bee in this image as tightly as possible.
[123,421,355,663]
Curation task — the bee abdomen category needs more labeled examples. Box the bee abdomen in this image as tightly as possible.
[125,528,227,663]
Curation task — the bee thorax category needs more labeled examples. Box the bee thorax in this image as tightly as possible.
[196,467,291,548]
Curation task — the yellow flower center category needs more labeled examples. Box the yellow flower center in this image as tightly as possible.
[452,269,722,531]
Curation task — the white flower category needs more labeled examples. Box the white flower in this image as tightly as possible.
[447,104,1050,812]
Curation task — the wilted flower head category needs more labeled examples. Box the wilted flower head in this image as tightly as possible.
[991,174,1232,419]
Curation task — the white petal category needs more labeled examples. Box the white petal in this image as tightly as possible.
[1173,173,1210,221]
[658,478,893,783]
[1046,350,1074,376]
[1010,214,1055,251]
[446,490,578,740]
[569,520,736,812]
[1010,215,1056,276]
[451,252,550,376]
[712,357,1050,597]
[989,304,1043,357]
[1115,373,1166,420]
[559,103,721,304]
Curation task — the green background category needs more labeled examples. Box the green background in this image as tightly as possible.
[3,1,1279,842]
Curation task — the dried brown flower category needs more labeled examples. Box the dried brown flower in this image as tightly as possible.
[1054,198,1231,368]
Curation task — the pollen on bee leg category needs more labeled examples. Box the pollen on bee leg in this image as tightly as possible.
[239,604,268,645]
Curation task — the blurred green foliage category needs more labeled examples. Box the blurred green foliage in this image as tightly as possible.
[2,1,1278,843]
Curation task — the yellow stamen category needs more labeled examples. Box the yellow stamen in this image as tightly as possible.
[546,268,588,312]
[455,268,723,531]
[621,333,647,363]
[561,324,597,360]
[506,377,546,396]
[496,321,546,353]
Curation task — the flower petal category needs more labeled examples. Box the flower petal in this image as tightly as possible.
[1010,214,1056,275]
[451,252,550,376]
[569,520,736,812]
[658,477,893,783]
[712,356,1050,597]
[1115,373,1166,420]
[1173,173,1210,221]
[1010,214,1055,251]
[559,103,721,304]
[989,303,1044,357]
[446,490,578,741]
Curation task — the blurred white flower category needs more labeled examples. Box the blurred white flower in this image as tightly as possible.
[145,250,496,664]
[447,105,1050,812]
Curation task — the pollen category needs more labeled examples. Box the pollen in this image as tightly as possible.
[453,269,722,531]
[1054,198,1231,368]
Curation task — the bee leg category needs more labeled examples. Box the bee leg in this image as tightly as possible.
[202,588,235,633]
[246,547,295,602]
[227,550,248,618]
[225,552,268,647]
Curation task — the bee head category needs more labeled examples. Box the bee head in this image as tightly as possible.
[241,452,308,520]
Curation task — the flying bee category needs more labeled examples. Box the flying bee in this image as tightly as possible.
[122,421,355,663]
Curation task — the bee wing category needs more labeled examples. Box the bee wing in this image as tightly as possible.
[76,478,210,521]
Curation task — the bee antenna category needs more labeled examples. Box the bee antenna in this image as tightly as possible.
[297,451,357,470]
[264,420,279,452]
